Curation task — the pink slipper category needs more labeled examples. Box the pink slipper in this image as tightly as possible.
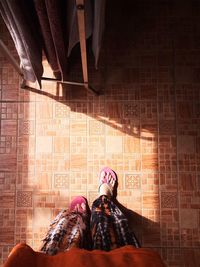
[69,196,87,213]
[98,167,117,196]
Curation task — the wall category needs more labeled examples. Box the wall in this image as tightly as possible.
[0,1,199,266]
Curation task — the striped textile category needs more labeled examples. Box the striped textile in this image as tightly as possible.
[40,209,90,255]
[40,195,139,255]
[91,195,140,251]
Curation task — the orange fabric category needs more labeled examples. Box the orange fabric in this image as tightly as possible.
[3,243,166,267]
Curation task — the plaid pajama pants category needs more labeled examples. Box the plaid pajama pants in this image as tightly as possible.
[91,195,139,251]
[40,195,139,255]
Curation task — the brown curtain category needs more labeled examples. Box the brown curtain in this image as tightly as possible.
[0,0,106,86]
[0,0,43,87]
[34,0,68,81]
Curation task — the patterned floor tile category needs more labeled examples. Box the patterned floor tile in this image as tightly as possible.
[1,1,200,266]
[17,191,33,207]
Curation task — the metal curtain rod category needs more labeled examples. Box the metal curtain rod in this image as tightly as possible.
[41,77,99,95]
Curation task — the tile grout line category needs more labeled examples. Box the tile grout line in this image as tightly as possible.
[32,92,36,247]
[86,92,89,200]
[0,68,2,136]
[69,99,71,201]
[156,33,162,251]
[138,49,144,246]
[14,73,21,247]
[172,26,182,250]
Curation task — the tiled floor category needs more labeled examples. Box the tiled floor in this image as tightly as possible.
[0,0,200,266]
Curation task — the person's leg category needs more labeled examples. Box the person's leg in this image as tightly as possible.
[90,168,139,251]
[39,196,91,255]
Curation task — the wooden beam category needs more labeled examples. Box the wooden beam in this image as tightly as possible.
[76,0,90,91]
[76,1,98,95]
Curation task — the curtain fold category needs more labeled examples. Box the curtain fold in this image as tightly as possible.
[67,0,93,57]
[33,0,61,79]
[0,0,106,86]
[0,0,43,87]
[34,0,68,81]
[92,0,106,69]
[66,0,106,69]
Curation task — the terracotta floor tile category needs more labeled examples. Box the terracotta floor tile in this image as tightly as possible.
[1,1,200,266]
[1,120,17,136]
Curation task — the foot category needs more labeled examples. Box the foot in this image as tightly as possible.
[73,202,87,213]
[70,196,88,213]
[99,170,116,198]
